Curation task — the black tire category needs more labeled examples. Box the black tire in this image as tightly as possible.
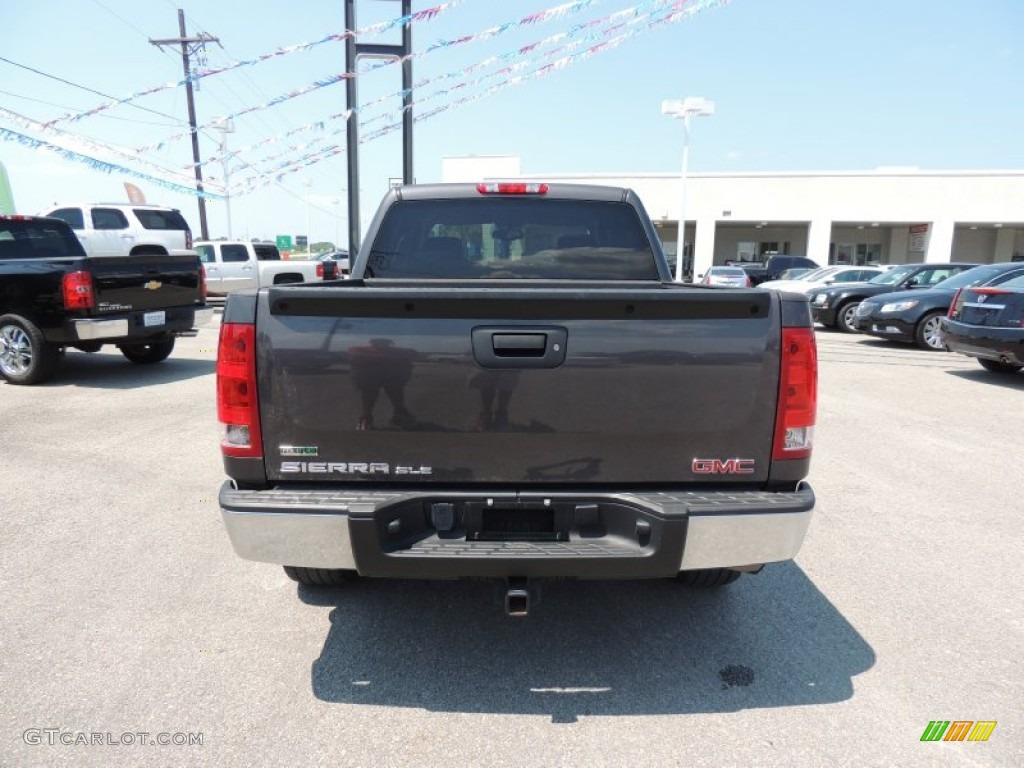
[978,358,1023,374]
[119,338,176,364]
[836,301,862,333]
[675,568,743,588]
[914,311,946,351]
[283,566,353,586]
[0,313,60,385]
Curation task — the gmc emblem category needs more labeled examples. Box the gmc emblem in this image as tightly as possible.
[692,458,756,474]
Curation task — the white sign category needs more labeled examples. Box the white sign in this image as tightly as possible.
[909,224,929,252]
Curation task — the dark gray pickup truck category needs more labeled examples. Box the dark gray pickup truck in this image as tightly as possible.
[217,183,817,614]
[0,214,212,385]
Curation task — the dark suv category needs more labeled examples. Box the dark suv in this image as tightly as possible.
[810,262,978,332]
[764,255,820,282]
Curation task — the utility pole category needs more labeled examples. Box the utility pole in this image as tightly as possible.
[150,10,219,240]
[345,0,413,254]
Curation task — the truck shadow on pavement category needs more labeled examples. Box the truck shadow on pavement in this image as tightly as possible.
[39,352,214,389]
[305,564,874,722]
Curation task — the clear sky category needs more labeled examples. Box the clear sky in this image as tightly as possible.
[2,0,1022,248]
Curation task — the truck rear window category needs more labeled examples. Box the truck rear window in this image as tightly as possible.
[365,199,659,280]
[253,244,280,261]
[0,219,86,259]
[133,209,189,231]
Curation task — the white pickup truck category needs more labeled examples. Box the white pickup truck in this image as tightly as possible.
[194,240,322,295]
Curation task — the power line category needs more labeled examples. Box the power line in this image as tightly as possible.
[0,55,187,124]
[0,88,184,126]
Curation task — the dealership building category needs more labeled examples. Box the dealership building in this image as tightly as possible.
[442,156,1024,280]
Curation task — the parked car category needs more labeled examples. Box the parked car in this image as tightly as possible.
[855,262,1024,350]
[195,240,322,295]
[699,265,751,287]
[941,272,1024,373]
[778,267,816,280]
[759,266,885,293]
[315,249,350,278]
[810,262,979,332]
[40,203,194,257]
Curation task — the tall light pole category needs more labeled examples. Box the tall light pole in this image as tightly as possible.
[303,178,312,257]
[662,97,714,282]
[212,117,234,239]
[332,198,341,250]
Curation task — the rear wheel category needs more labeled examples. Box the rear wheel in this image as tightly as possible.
[836,301,862,333]
[119,338,175,364]
[675,568,743,588]
[914,311,946,351]
[0,313,59,385]
[978,358,1022,374]
[283,566,354,586]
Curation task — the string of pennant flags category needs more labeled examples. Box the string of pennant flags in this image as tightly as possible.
[130,0,610,157]
[0,106,217,194]
[44,0,599,132]
[230,0,725,194]
[41,0,467,128]
[184,0,711,175]
[0,127,224,200]
[180,2,625,171]
[1,0,727,199]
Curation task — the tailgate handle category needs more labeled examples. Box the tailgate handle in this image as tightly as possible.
[492,333,546,355]
[472,327,567,369]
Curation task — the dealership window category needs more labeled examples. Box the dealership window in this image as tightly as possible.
[832,243,882,265]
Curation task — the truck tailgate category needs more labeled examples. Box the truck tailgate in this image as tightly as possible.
[90,254,203,313]
[256,285,781,485]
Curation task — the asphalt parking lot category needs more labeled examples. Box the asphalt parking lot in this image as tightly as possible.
[2,321,1021,767]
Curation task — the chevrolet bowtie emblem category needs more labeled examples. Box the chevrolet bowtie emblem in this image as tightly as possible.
[144,280,162,290]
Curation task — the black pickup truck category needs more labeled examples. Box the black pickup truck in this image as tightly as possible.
[216,183,818,614]
[0,215,212,385]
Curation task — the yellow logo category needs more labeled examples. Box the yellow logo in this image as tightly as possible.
[144,280,162,290]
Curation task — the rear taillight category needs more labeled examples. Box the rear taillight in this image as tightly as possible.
[217,323,262,458]
[316,262,324,278]
[185,229,193,249]
[773,327,817,461]
[62,270,95,310]
[948,288,963,319]
[476,182,549,195]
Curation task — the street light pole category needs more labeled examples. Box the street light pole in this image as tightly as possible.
[213,117,234,239]
[304,179,312,257]
[332,198,341,250]
[662,97,714,282]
